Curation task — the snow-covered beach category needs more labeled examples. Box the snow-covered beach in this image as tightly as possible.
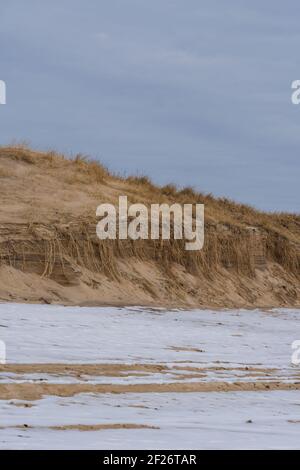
[0,304,299,449]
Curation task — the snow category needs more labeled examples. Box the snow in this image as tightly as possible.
[1,391,300,449]
[0,304,299,369]
[0,303,300,449]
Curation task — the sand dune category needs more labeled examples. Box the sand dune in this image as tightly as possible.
[0,145,299,308]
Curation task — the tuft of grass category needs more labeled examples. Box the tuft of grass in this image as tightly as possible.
[161,184,178,196]
[179,186,197,198]
[127,175,153,186]
[73,154,109,183]
[0,145,36,164]
[126,175,158,194]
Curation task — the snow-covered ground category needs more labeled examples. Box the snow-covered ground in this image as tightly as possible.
[0,304,299,368]
[0,303,300,449]
[1,391,300,449]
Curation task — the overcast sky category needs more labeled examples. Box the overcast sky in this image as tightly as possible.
[0,0,299,212]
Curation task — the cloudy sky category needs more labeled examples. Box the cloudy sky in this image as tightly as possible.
[0,0,299,211]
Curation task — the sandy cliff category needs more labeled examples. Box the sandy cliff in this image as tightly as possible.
[0,145,299,308]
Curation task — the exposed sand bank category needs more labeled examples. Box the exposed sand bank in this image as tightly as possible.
[0,146,299,308]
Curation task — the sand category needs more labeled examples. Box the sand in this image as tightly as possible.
[1,380,300,401]
[0,145,299,309]
[0,362,299,401]
[0,423,159,431]
[0,363,279,377]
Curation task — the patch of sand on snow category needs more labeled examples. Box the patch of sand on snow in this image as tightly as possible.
[0,423,159,431]
[1,381,300,401]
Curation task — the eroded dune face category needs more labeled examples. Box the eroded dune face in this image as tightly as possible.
[0,146,299,308]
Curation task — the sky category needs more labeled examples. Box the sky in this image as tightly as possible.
[0,0,299,212]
